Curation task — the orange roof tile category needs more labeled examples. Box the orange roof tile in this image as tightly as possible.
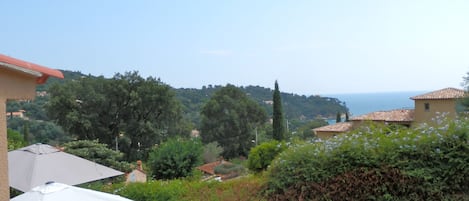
[0,54,64,84]
[410,88,465,100]
[350,109,414,122]
[313,122,353,132]
[197,161,222,175]
[196,160,236,176]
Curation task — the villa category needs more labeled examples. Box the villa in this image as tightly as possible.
[313,88,466,139]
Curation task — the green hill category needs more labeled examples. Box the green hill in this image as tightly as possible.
[9,70,347,142]
[176,85,347,126]
[38,70,348,124]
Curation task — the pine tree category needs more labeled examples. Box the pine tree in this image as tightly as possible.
[273,81,286,141]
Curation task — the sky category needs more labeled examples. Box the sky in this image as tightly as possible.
[2,0,469,95]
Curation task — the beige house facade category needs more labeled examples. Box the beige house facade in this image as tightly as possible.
[0,54,63,200]
[411,88,465,125]
[313,88,466,140]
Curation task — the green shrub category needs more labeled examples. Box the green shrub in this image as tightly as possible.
[7,129,26,151]
[117,180,188,201]
[270,166,437,201]
[266,119,469,200]
[183,174,267,201]
[148,138,203,180]
[94,175,267,201]
[247,140,287,172]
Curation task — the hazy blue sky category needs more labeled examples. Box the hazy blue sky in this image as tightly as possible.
[2,0,469,95]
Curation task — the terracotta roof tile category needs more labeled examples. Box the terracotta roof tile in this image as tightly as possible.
[350,109,414,122]
[313,122,353,132]
[0,54,64,84]
[411,88,465,100]
[197,161,221,175]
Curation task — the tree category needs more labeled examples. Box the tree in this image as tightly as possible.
[202,142,223,163]
[345,112,350,122]
[200,84,267,158]
[460,72,469,112]
[272,81,286,141]
[336,112,342,123]
[46,71,187,161]
[148,138,203,180]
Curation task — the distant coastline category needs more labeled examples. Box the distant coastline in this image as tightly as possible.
[325,91,426,122]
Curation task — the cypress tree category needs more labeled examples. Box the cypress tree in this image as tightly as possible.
[23,121,30,145]
[273,80,285,140]
[336,112,341,123]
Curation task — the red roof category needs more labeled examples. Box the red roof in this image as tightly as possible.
[197,161,222,175]
[0,54,64,84]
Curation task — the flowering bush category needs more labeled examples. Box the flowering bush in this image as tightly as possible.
[266,117,469,200]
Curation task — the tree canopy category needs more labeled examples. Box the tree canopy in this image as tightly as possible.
[200,84,267,158]
[46,71,188,161]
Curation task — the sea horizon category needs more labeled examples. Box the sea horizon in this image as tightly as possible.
[326,90,427,118]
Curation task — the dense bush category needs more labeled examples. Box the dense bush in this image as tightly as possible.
[270,166,436,201]
[267,119,469,200]
[148,138,203,180]
[247,140,287,172]
[93,175,266,201]
[115,180,187,201]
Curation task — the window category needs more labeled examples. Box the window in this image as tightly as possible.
[424,103,430,112]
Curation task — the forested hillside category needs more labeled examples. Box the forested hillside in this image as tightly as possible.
[40,70,347,124]
[177,85,347,126]
[7,70,347,145]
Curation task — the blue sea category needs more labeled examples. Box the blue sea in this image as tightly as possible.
[325,91,426,122]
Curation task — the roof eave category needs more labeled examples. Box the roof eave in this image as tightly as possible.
[0,62,42,77]
[0,54,64,84]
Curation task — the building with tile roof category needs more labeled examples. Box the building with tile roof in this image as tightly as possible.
[350,109,414,126]
[411,88,465,124]
[0,54,63,200]
[125,160,147,183]
[312,88,466,139]
[410,87,465,100]
[313,122,353,139]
